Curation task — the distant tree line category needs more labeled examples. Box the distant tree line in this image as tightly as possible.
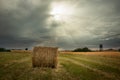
[0,48,11,52]
[73,47,92,52]
[25,48,28,50]
[118,49,120,52]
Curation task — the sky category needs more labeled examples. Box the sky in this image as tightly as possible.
[0,0,120,50]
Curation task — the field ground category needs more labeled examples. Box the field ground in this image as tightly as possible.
[0,52,120,80]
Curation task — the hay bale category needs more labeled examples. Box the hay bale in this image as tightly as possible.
[32,46,58,68]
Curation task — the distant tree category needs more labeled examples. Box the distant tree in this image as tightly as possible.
[73,47,91,52]
[118,49,120,52]
[0,48,10,52]
[82,47,91,52]
[99,44,103,51]
[25,48,28,50]
[0,48,6,52]
[73,48,82,52]
[6,50,11,52]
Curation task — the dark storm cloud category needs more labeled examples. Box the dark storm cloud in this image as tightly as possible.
[0,35,38,49]
[0,0,54,49]
[0,0,120,49]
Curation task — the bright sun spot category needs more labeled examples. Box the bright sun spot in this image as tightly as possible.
[51,5,66,15]
[50,2,74,21]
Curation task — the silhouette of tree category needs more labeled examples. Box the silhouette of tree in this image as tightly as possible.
[0,48,10,52]
[118,49,120,52]
[99,44,103,51]
[82,47,91,52]
[0,48,6,52]
[73,48,82,52]
[73,47,91,52]
[25,48,28,50]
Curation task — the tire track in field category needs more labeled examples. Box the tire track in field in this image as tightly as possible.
[74,55,120,65]
[12,57,30,63]
[3,57,30,68]
[60,57,118,80]
[91,56,120,65]
[70,56,120,71]
[63,54,120,67]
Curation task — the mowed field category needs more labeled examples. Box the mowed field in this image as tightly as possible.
[0,52,120,80]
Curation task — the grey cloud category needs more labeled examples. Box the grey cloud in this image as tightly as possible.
[0,0,120,49]
[0,35,38,49]
[0,0,54,48]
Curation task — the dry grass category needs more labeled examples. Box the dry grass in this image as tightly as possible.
[0,51,120,80]
[60,51,120,56]
[11,50,32,53]
[32,46,58,68]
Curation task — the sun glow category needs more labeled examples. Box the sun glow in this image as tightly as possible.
[51,5,66,15]
[50,2,74,21]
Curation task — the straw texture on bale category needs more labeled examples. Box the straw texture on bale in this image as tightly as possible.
[32,46,58,68]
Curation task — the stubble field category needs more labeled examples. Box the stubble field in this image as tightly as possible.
[0,51,120,80]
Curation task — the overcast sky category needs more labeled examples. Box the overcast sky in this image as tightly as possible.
[0,0,120,50]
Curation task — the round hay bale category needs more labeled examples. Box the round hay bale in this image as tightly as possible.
[32,46,58,68]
